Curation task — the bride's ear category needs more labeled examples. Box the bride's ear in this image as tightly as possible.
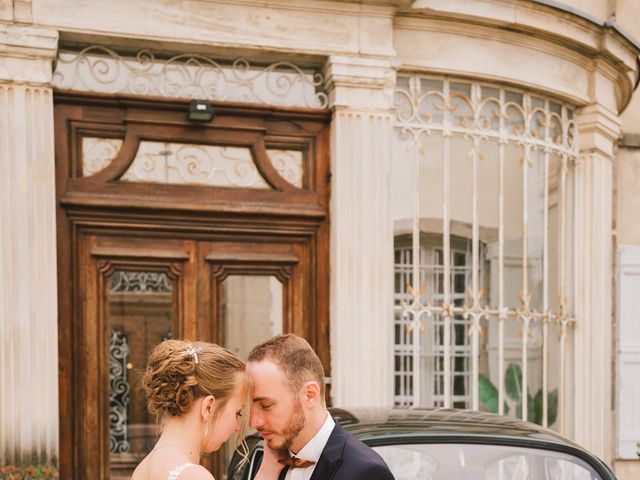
[201,395,216,420]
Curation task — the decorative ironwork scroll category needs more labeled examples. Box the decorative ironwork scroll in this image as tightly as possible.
[82,137,123,176]
[392,75,578,433]
[267,149,304,188]
[120,142,271,189]
[80,137,307,190]
[109,271,172,293]
[54,46,328,108]
[109,328,130,453]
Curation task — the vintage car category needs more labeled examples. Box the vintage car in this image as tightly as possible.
[227,408,616,480]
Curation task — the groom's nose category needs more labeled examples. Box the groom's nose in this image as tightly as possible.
[249,404,264,429]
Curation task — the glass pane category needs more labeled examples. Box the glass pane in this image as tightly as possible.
[82,137,123,176]
[374,443,605,480]
[221,275,283,471]
[106,270,175,479]
[120,141,272,189]
[222,275,283,360]
[266,149,304,188]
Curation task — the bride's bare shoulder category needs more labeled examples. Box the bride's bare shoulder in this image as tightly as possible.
[131,457,149,480]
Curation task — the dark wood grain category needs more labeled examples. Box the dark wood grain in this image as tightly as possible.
[55,92,331,480]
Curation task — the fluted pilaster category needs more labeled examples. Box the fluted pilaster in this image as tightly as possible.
[325,56,396,408]
[573,102,620,463]
[0,25,58,466]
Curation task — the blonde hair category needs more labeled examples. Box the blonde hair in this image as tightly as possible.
[141,339,250,457]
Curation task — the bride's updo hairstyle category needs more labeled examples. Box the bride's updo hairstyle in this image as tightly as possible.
[141,339,246,420]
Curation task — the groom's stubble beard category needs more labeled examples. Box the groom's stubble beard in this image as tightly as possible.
[276,397,305,452]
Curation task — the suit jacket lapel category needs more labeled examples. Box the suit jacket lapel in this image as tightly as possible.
[309,422,348,480]
[278,466,289,480]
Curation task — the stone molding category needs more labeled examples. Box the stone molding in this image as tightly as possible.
[0,24,58,84]
[32,0,398,58]
[620,133,640,149]
[397,1,639,112]
[577,103,622,159]
[408,0,638,69]
[323,55,397,111]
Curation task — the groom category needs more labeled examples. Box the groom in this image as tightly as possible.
[247,334,395,480]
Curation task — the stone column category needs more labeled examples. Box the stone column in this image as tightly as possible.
[0,24,59,466]
[574,92,621,462]
[324,55,396,409]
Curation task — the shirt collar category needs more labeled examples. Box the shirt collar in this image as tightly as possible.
[290,411,335,463]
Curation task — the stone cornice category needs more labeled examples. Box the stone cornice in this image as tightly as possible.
[406,0,639,62]
[323,0,415,10]
[402,0,639,110]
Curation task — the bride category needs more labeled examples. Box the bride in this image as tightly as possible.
[132,339,250,480]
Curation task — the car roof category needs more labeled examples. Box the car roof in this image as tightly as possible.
[330,407,581,449]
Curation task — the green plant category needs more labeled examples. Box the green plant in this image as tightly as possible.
[479,363,558,426]
[0,465,58,479]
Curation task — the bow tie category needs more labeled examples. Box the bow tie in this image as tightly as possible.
[278,456,316,469]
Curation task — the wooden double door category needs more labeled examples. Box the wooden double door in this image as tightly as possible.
[80,233,316,478]
[55,93,330,479]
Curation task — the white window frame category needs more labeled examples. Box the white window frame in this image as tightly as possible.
[394,236,484,408]
[616,245,640,459]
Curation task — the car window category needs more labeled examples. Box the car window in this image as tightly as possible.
[545,457,596,480]
[373,443,605,480]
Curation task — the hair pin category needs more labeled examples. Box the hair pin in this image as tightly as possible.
[183,345,203,364]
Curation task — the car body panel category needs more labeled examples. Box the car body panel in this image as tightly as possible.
[227,408,616,480]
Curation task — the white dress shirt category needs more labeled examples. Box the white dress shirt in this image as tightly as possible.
[285,412,335,480]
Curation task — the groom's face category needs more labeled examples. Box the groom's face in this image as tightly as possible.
[247,359,306,451]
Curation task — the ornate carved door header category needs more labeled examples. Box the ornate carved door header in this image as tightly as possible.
[55,92,330,221]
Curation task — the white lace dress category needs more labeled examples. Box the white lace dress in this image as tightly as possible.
[167,463,199,480]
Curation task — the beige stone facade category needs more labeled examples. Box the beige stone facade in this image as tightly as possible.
[1,0,639,478]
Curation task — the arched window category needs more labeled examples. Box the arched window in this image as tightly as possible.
[392,75,577,431]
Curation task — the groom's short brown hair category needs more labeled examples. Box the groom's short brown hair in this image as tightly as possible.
[248,334,325,400]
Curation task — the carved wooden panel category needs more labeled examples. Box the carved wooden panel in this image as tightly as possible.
[55,93,330,480]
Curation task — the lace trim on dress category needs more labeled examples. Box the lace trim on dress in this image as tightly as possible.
[168,463,199,480]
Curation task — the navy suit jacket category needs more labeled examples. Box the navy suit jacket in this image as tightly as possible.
[278,422,395,480]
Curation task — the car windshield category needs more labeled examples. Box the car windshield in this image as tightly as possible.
[373,443,605,480]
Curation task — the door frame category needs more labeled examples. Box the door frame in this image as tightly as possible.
[55,92,331,479]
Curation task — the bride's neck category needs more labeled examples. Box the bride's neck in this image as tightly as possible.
[156,414,203,463]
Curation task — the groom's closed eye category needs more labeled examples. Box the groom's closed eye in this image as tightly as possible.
[252,396,274,409]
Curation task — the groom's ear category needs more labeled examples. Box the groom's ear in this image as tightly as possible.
[301,381,321,406]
